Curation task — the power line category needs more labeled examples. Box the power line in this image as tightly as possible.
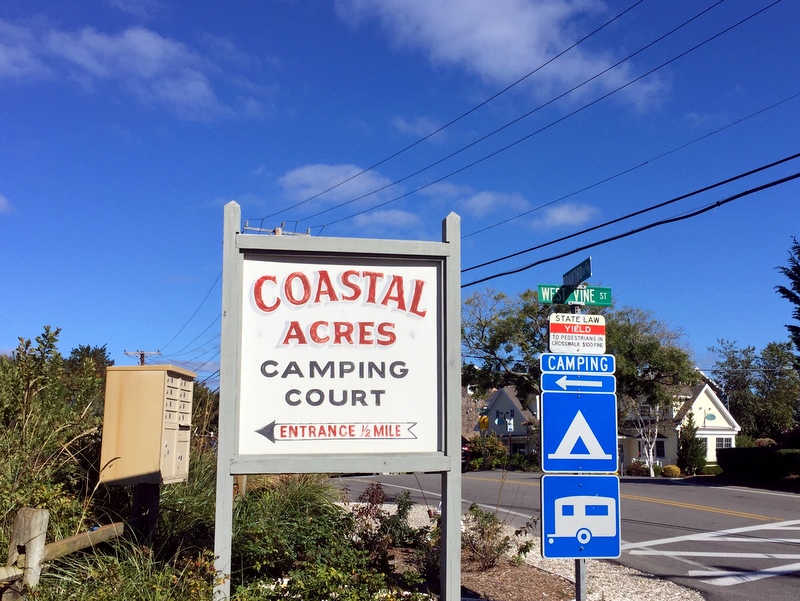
[463,151,800,273]
[464,91,800,239]
[253,0,648,221]
[308,0,782,230]
[462,171,800,288]
[159,271,222,352]
[300,0,728,225]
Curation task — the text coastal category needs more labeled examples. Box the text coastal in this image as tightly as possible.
[251,268,430,412]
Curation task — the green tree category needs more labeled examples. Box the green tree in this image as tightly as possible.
[607,308,698,476]
[775,236,800,366]
[677,411,706,475]
[461,288,555,402]
[709,340,799,438]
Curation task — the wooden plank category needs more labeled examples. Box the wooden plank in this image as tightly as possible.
[12,522,126,568]
[0,566,22,582]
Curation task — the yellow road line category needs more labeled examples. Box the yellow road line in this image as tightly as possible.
[462,475,778,521]
[622,493,776,521]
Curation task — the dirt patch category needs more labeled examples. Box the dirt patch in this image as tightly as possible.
[389,548,574,600]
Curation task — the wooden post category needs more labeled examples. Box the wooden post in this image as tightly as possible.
[131,483,160,540]
[4,507,49,599]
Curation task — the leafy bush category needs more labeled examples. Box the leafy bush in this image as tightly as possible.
[0,328,112,546]
[702,464,722,476]
[626,460,650,476]
[461,504,512,569]
[466,433,508,470]
[508,453,539,472]
[460,504,532,570]
[661,465,681,478]
[736,433,756,448]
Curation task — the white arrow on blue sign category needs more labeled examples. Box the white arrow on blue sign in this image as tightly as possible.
[541,373,616,393]
[540,353,615,374]
[541,474,621,559]
[541,391,618,473]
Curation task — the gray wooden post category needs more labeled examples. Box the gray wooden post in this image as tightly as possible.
[213,201,242,600]
[6,508,49,593]
[440,213,462,600]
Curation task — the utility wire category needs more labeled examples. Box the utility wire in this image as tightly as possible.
[463,151,800,273]
[464,91,800,238]
[302,0,731,226]
[309,1,782,230]
[159,271,221,352]
[254,0,648,221]
[462,171,800,288]
[164,317,221,357]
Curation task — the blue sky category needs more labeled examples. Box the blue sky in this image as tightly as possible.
[2,0,799,382]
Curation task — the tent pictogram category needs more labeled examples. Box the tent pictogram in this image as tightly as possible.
[547,410,612,460]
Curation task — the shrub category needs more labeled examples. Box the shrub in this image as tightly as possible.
[626,460,650,476]
[736,433,756,448]
[702,464,722,476]
[466,433,509,470]
[461,504,512,569]
[509,453,539,472]
[232,474,356,580]
[662,465,681,478]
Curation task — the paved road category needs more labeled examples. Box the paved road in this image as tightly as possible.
[336,472,800,601]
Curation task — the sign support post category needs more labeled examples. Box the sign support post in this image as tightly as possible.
[214,202,461,600]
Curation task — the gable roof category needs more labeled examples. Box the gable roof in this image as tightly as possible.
[674,372,740,432]
[484,387,535,423]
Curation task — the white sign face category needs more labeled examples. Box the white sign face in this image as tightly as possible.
[237,256,440,455]
[549,313,606,354]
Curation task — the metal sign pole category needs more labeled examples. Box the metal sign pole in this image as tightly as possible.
[575,559,587,600]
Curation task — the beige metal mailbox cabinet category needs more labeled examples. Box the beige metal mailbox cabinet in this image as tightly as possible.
[100,365,196,486]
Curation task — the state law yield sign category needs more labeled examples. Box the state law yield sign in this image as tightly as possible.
[549,313,606,354]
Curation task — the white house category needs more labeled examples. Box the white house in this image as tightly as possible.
[619,372,740,470]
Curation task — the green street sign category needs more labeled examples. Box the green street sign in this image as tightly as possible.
[538,284,612,306]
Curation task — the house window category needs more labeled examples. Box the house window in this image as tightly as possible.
[639,404,652,418]
[638,440,666,459]
[715,437,732,449]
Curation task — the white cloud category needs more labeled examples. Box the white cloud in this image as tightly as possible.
[1,19,269,121]
[460,190,529,218]
[0,194,11,213]
[352,208,423,232]
[108,0,164,19]
[45,26,232,120]
[336,0,661,107]
[0,19,51,79]
[419,182,530,218]
[279,164,394,205]
[530,202,598,228]
[391,115,445,140]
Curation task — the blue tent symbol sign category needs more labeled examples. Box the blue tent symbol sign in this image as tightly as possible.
[541,392,617,473]
[547,410,611,461]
